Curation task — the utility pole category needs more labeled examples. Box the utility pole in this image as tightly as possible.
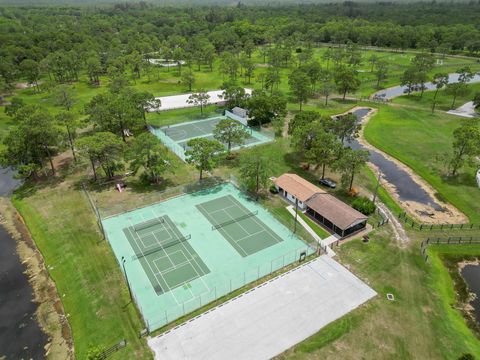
[372,170,382,203]
[121,256,133,302]
[294,197,299,233]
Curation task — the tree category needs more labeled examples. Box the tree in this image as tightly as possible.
[449,120,480,176]
[240,56,255,84]
[56,111,81,162]
[247,90,287,127]
[303,61,322,91]
[172,47,185,75]
[265,68,281,95]
[187,90,210,116]
[288,111,320,135]
[332,113,361,143]
[308,129,341,180]
[4,97,24,118]
[221,84,248,108]
[181,69,196,91]
[219,52,239,81]
[446,67,476,109]
[76,132,124,181]
[20,59,40,92]
[474,92,480,113]
[412,53,435,73]
[85,88,145,141]
[1,106,60,178]
[334,65,360,100]
[374,60,388,89]
[431,72,449,112]
[446,82,470,109]
[368,54,378,72]
[213,119,249,154]
[127,132,173,184]
[288,68,311,110]
[53,85,76,111]
[185,137,224,180]
[86,55,102,85]
[240,150,271,200]
[333,148,370,192]
[401,67,419,95]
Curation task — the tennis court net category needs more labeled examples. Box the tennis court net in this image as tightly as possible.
[132,234,192,260]
[212,210,258,230]
[134,217,165,232]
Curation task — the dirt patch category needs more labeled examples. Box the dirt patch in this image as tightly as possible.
[342,106,467,224]
[0,198,74,359]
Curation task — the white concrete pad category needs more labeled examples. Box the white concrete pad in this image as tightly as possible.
[151,89,252,111]
[447,101,478,118]
[148,256,376,360]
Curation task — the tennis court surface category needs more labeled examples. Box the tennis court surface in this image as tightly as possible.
[149,116,273,161]
[102,182,315,331]
[197,195,283,257]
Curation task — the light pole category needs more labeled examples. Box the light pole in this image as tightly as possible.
[294,197,299,233]
[121,256,133,302]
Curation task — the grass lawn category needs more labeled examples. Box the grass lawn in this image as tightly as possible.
[297,210,331,239]
[364,105,480,222]
[146,104,220,127]
[394,83,480,112]
[278,226,480,359]
[13,185,152,359]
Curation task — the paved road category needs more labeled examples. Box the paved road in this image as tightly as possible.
[148,256,376,360]
[151,88,252,111]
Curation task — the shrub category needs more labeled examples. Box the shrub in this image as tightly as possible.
[351,196,376,215]
[269,184,279,194]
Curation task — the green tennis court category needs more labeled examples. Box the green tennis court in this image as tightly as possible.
[123,215,210,296]
[101,182,315,331]
[149,116,273,161]
[197,195,283,257]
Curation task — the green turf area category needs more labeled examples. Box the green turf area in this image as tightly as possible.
[278,226,480,359]
[12,186,151,360]
[197,195,284,256]
[393,83,480,111]
[101,182,313,331]
[123,215,210,295]
[296,211,331,240]
[364,105,480,222]
[146,105,219,128]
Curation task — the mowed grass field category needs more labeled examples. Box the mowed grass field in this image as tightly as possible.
[364,104,480,222]
[278,227,480,359]
[393,83,480,111]
[13,185,153,359]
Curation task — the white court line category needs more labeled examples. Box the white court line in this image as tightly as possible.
[139,214,183,303]
[197,203,249,257]
[151,247,196,299]
[206,204,237,215]
[126,219,178,302]
[226,196,283,245]
[162,219,211,294]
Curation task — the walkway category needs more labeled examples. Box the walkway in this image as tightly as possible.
[148,256,376,360]
[286,205,338,257]
[150,88,252,111]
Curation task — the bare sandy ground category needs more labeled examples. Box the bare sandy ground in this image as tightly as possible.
[336,106,467,224]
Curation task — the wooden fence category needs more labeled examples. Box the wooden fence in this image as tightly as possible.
[398,212,480,232]
[420,236,480,262]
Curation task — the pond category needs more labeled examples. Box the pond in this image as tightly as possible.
[0,168,48,359]
[345,109,443,210]
[461,264,480,326]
